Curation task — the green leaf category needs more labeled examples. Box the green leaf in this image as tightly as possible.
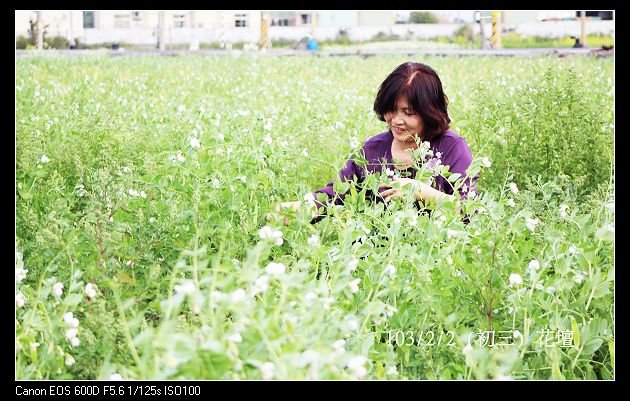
[18,189,33,200]
[593,280,610,299]
[570,316,580,349]
[333,179,350,195]
[608,340,614,366]
[581,338,604,357]
[595,225,614,242]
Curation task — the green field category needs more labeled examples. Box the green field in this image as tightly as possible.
[16,54,614,380]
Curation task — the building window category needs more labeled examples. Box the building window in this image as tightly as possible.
[114,14,131,29]
[271,18,289,26]
[131,11,144,27]
[301,14,311,24]
[235,13,248,27]
[174,14,185,28]
[83,11,94,28]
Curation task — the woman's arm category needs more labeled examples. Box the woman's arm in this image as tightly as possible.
[379,175,457,206]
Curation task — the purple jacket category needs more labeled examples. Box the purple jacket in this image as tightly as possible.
[313,129,476,211]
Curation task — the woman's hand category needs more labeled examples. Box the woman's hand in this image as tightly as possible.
[379,175,421,202]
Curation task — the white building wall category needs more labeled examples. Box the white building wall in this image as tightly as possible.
[15,10,615,45]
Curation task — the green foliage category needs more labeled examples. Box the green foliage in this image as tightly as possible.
[16,55,613,380]
[410,12,439,24]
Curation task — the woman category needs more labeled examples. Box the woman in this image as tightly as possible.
[281,62,476,221]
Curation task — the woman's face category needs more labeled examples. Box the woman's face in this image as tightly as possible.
[384,96,423,144]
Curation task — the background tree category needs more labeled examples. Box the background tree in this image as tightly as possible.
[409,11,438,24]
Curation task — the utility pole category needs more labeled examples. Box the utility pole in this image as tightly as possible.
[490,10,502,49]
[580,10,587,47]
[260,12,271,50]
[157,11,166,51]
[475,11,492,49]
[67,11,73,48]
[35,11,43,50]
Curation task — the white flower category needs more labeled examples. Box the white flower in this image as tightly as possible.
[387,366,398,376]
[559,204,569,218]
[508,273,523,287]
[525,218,539,233]
[509,182,519,194]
[230,288,247,303]
[407,214,418,226]
[227,333,243,343]
[307,234,320,248]
[568,246,578,255]
[447,229,459,239]
[334,121,344,129]
[189,137,201,148]
[39,155,50,163]
[65,328,78,340]
[259,225,283,246]
[252,275,269,295]
[349,278,361,293]
[482,157,492,168]
[263,135,272,145]
[16,292,26,308]
[463,343,473,354]
[70,337,80,347]
[109,373,123,380]
[347,356,368,378]
[265,262,286,277]
[15,266,27,283]
[574,273,584,284]
[217,133,225,142]
[513,330,522,339]
[385,168,395,177]
[545,286,556,294]
[65,355,75,367]
[435,214,447,228]
[446,256,453,265]
[507,199,516,208]
[174,279,196,295]
[528,259,540,271]
[332,339,346,353]
[260,362,275,380]
[384,264,396,278]
[348,257,359,272]
[149,217,156,223]
[63,312,77,326]
[85,283,97,300]
[212,178,221,189]
[139,191,146,199]
[53,282,64,298]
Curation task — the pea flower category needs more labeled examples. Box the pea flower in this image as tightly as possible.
[261,362,275,380]
[508,273,523,287]
[85,283,97,300]
[53,282,64,298]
